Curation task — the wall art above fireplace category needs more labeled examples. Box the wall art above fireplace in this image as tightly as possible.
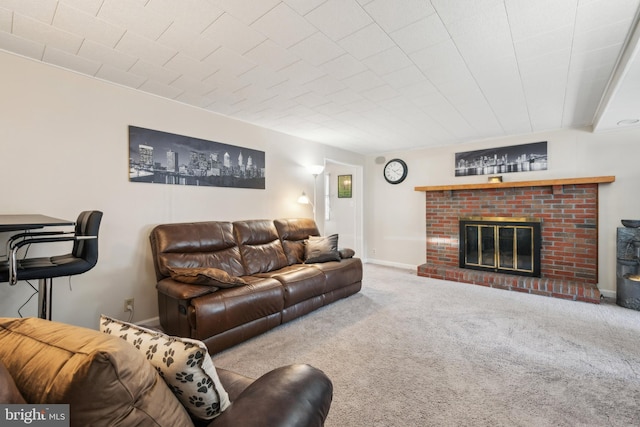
[455,141,547,177]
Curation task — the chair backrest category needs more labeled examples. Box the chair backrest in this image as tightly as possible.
[72,211,103,266]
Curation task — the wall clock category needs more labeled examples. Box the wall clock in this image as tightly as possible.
[383,158,408,184]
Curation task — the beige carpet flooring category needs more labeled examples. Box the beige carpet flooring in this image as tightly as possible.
[212,264,640,426]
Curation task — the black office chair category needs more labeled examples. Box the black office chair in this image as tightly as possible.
[0,210,103,319]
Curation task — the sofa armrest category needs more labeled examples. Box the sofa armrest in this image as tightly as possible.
[208,364,333,427]
[339,248,355,259]
[156,277,217,300]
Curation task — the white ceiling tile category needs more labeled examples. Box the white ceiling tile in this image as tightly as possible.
[390,15,450,55]
[13,13,83,54]
[381,65,428,89]
[505,0,577,41]
[158,24,219,61]
[575,0,639,34]
[144,0,224,34]
[327,88,365,105]
[244,40,299,72]
[0,30,44,59]
[202,68,249,93]
[164,53,217,81]
[446,2,510,42]
[201,13,266,55]
[289,31,344,66]
[410,40,470,85]
[95,63,146,88]
[139,79,185,99]
[361,84,398,102]
[304,75,347,96]
[251,3,317,48]
[282,0,326,15]
[43,46,101,75]
[78,39,138,70]
[0,0,57,24]
[338,23,394,60]
[320,53,367,79]
[364,0,435,33]
[58,0,103,16]
[116,31,177,66]
[305,0,373,41]
[362,46,412,76]
[294,91,329,108]
[204,47,256,76]
[239,64,288,89]
[572,22,629,55]
[431,0,504,25]
[513,26,573,61]
[174,91,217,108]
[209,0,281,25]
[279,60,327,86]
[0,7,12,32]
[98,0,172,40]
[53,3,125,48]
[129,59,180,85]
[342,70,385,92]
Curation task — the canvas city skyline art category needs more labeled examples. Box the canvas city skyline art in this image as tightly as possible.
[129,126,265,189]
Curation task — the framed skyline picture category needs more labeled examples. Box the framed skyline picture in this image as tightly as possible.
[454,141,548,177]
[128,126,265,189]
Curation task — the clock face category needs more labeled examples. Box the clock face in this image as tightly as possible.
[384,159,408,184]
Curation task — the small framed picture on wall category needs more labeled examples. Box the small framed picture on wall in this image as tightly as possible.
[338,175,352,198]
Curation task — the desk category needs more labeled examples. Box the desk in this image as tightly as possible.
[0,214,75,320]
[0,214,75,232]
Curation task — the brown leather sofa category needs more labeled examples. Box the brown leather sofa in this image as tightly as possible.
[150,218,362,353]
[0,317,333,427]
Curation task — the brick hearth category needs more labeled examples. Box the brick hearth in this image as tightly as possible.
[415,178,615,304]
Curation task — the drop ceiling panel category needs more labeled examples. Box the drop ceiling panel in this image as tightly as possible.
[305,0,373,41]
[251,3,317,48]
[0,0,639,154]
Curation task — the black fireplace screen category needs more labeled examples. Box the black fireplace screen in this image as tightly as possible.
[459,217,541,277]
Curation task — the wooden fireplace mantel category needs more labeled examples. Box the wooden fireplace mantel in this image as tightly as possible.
[414,175,615,192]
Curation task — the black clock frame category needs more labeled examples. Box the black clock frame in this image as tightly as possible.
[383,158,408,184]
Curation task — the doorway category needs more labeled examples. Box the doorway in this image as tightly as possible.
[321,160,363,260]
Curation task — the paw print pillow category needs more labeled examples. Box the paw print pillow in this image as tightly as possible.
[99,314,230,421]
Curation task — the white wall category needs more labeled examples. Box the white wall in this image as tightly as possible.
[0,51,364,327]
[365,127,640,298]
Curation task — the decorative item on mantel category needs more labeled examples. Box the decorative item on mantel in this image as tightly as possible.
[488,175,502,183]
[621,219,640,228]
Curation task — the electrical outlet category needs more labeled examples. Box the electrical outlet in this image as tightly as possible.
[124,298,134,312]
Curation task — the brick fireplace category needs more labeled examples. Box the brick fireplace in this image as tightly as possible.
[416,176,615,304]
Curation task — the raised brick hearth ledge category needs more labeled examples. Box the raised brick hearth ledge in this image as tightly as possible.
[417,264,601,304]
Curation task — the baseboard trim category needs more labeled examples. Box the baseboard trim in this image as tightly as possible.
[365,259,417,270]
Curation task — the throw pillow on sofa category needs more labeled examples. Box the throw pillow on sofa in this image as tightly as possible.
[304,234,341,263]
[100,314,230,421]
[168,266,248,288]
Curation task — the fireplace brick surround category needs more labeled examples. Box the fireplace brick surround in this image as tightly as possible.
[415,176,615,304]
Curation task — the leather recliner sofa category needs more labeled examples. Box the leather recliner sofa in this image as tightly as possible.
[150,218,363,353]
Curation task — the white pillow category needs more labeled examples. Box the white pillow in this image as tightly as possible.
[99,314,230,421]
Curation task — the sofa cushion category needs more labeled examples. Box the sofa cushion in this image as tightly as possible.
[0,359,26,404]
[168,266,248,288]
[305,234,341,263]
[0,317,193,427]
[233,220,288,275]
[150,221,246,279]
[100,315,230,421]
[274,218,320,265]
